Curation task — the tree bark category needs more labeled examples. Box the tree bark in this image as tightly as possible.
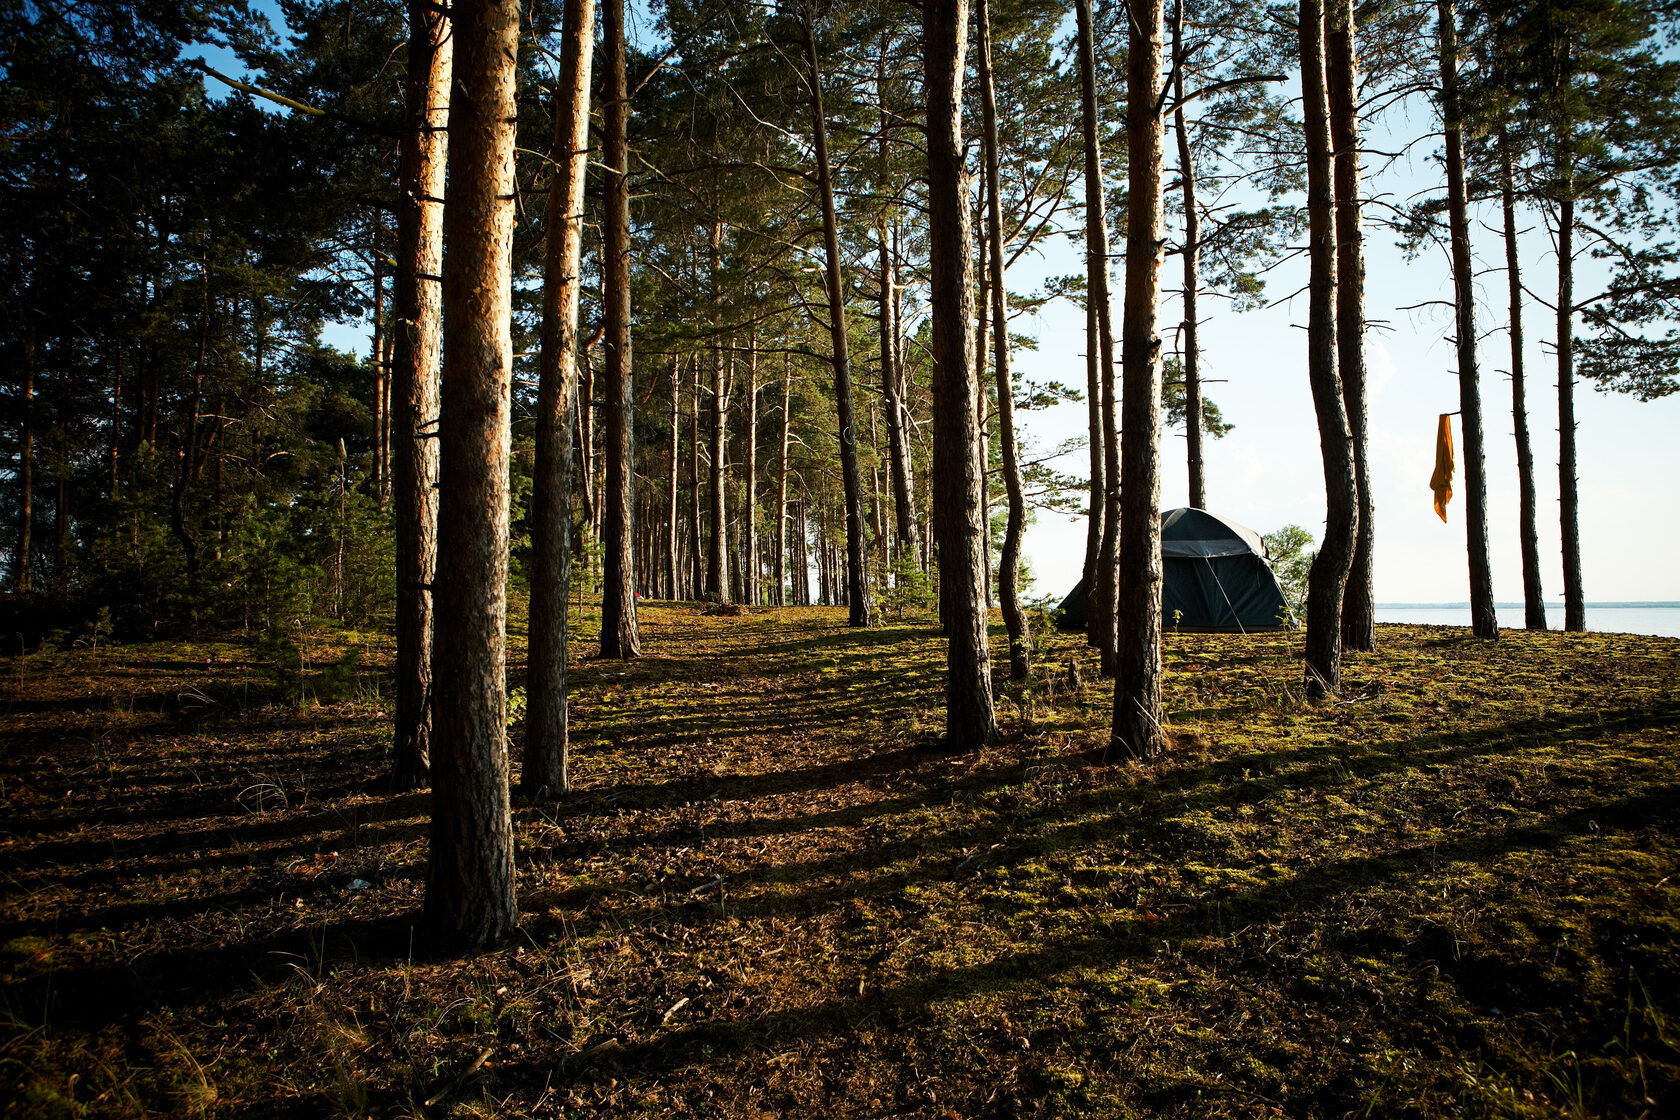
[1556,190,1583,631]
[16,315,34,593]
[1438,0,1497,640]
[803,7,872,627]
[707,330,729,602]
[689,354,703,599]
[390,0,451,792]
[923,0,998,748]
[1171,14,1205,512]
[1112,0,1168,758]
[1328,0,1375,650]
[524,0,594,797]
[372,255,387,505]
[775,355,791,605]
[880,228,917,563]
[599,0,640,658]
[1501,128,1546,630]
[1299,0,1358,699]
[666,354,680,599]
[425,0,519,953]
[743,340,759,606]
[1075,0,1120,672]
[977,0,1029,681]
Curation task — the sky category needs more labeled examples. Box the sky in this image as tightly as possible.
[196,8,1680,606]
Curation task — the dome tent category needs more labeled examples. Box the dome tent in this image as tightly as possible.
[1055,508,1295,633]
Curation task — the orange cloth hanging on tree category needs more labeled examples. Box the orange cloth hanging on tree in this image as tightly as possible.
[1430,413,1455,522]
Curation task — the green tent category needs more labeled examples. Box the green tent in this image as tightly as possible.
[1055,508,1295,633]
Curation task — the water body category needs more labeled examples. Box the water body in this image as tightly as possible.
[1375,604,1680,639]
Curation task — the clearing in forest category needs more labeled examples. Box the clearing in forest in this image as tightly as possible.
[2,603,1677,1118]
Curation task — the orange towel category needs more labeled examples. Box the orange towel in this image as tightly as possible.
[1430,413,1454,522]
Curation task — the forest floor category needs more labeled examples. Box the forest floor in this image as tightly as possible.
[1,601,1677,1119]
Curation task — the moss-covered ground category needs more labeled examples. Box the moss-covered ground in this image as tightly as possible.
[1,602,1676,1118]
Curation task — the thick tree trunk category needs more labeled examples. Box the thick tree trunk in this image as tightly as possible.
[524,0,594,797]
[1556,190,1584,631]
[425,0,519,954]
[1438,0,1497,640]
[1501,131,1546,630]
[599,0,640,658]
[1328,0,1375,650]
[923,0,998,748]
[1112,0,1168,758]
[803,11,872,627]
[977,0,1029,681]
[1075,0,1120,672]
[390,0,451,792]
[1171,45,1205,511]
[1299,0,1358,699]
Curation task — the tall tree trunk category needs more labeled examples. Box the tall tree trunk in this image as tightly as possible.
[576,340,595,527]
[803,7,872,627]
[16,315,34,593]
[372,255,387,505]
[1171,14,1205,511]
[1329,0,1375,650]
[1556,189,1585,631]
[795,489,810,605]
[775,355,791,605]
[743,340,759,606]
[524,0,594,797]
[109,346,122,498]
[974,200,994,612]
[879,227,917,560]
[171,241,211,582]
[1075,0,1120,672]
[1299,0,1358,699]
[923,0,997,747]
[1501,128,1546,630]
[689,355,703,599]
[1438,0,1497,640]
[707,331,729,602]
[977,0,1029,681]
[1112,0,1168,757]
[390,0,451,792]
[666,354,679,599]
[599,0,640,658]
[426,0,518,953]
[1082,297,1102,609]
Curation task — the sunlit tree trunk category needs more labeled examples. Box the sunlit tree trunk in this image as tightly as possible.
[1299,0,1358,699]
[1171,12,1205,511]
[426,0,519,953]
[742,340,759,605]
[524,0,595,796]
[666,353,679,599]
[923,0,997,748]
[1438,0,1497,639]
[977,0,1029,680]
[599,0,639,657]
[1113,0,1168,758]
[389,0,450,791]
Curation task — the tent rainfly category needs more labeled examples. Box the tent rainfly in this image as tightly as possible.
[1056,508,1295,633]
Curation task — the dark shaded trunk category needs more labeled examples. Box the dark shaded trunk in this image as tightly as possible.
[372,255,386,505]
[742,341,759,605]
[1329,0,1375,650]
[1082,297,1102,606]
[524,0,594,797]
[775,356,791,605]
[977,0,1029,681]
[390,0,451,792]
[1171,22,1205,511]
[425,0,519,954]
[1557,190,1584,631]
[1438,0,1497,640]
[599,0,640,658]
[923,0,998,748]
[689,355,703,599]
[1075,0,1120,671]
[1112,0,1168,758]
[1501,130,1546,630]
[707,331,728,603]
[1299,0,1358,699]
[803,9,872,627]
[880,230,916,560]
[16,316,34,593]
